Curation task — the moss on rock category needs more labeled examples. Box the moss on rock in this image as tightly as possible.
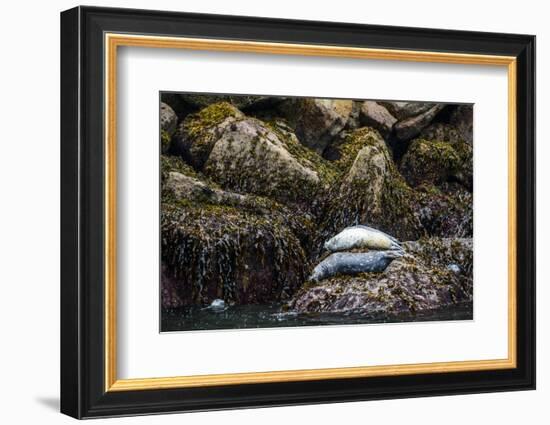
[171,102,244,169]
[400,138,472,191]
[321,131,423,242]
[288,237,472,316]
[161,195,310,307]
[400,139,461,187]
[203,116,334,208]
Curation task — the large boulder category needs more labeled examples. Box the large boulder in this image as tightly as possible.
[394,104,445,141]
[172,102,245,169]
[323,129,423,241]
[278,98,353,154]
[400,138,472,189]
[289,238,472,316]
[203,116,337,206]
[161,204,309,308]
[160,161,314,308]
[359,101,397,138]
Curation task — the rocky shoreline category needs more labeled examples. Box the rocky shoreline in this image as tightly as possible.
[160,94,473,321]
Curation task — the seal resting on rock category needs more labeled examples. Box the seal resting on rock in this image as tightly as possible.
[309,250,404,282]
[324,225,402,252]
[204,299,226,311]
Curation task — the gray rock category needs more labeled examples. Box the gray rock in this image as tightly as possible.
[279,98,353,154]
[450,104,474,144]
[204,117,323,205]
[394,104,445,141]
[359,101,397,138]
[378,101,436,120]
[160,102,178,136]
[172,102,245,169]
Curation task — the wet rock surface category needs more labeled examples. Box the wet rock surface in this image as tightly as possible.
[160,94,473,320]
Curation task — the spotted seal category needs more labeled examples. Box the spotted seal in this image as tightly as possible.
[324,225,402,252]
[309,250,404,282]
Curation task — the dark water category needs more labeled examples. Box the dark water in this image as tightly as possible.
[161,302,473,332]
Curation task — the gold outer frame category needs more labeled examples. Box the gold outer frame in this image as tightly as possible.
[104,33,517,392]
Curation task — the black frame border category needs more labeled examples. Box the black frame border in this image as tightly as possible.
[61,6,535,419]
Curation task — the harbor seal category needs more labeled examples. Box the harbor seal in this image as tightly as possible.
[324,225,402,252]
[309,250,404,282]
[203,299,226,311]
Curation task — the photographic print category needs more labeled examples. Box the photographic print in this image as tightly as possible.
[160,93,473,332]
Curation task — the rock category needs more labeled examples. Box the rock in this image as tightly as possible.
[359,101,397,137]
[323,127,386,169]
[415,184,473,237]
[160,93,196,120]
[160,160,314,308]
[450,140,473,191]
[420,122,464,144]
[279,98,353,154]
[394,104,445,141]
[160,102,178,135]
[450,104,473,144]
[160,102,178,154]
[378,101,436,120]
[161,153,318,247]
[323,131,423,241]
[402,237,473,278]
[179,94,284,110]
[203,116,336,206]
[161,201,309,308]
[400,139,463,187]
[289,237,472,316]
[172,102,245,169]
[164,171,245,206]
[343,101,363,131]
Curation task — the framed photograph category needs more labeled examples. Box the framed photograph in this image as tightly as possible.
[60,6,535,419]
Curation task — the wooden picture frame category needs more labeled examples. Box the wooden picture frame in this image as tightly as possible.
[60,5,535,419]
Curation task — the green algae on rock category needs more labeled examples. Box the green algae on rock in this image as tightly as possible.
[289,238,472,316]
[203,116,331,207]
[400,138,473,190]
[415,183,473,238]
[161,203,309,307]
[322,129,423,242]
[172,102,245,169]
